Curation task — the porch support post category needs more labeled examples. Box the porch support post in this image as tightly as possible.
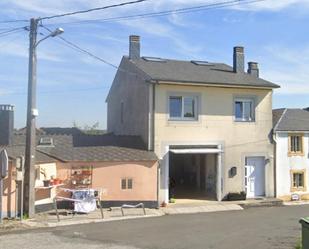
[216,145,223,201]
[163,146,169,204]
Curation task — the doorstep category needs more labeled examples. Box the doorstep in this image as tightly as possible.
[227,197,283,208]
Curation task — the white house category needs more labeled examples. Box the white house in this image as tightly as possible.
[273,108,309,201]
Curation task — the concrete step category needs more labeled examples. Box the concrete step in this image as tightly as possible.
[239,198,283,208]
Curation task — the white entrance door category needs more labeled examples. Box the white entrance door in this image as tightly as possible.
[245,157,265,198]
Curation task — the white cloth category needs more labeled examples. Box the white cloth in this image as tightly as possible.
[72,189,96,213]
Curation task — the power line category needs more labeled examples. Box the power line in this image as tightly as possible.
[0,19,28,24]
[41,25,118,69]
[0,28,27,39]
[0,26,27,36]
[43,0,266,26]
[39,0,150,21]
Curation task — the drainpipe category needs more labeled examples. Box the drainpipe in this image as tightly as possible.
[156,160,160,208]
[272,132,277,198]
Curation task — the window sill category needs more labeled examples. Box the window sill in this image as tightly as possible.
[234,119,256,123]
[168,118,198,122]
[291,187,307,192]
[288,152,304,157]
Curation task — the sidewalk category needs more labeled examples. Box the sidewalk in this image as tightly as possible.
[23,207,164,228]
[20,201,244,228]
[163,200,243,214]
[283,200,309,206]
[3,198,285,230]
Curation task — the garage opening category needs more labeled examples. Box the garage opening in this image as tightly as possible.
[169,152,217,201]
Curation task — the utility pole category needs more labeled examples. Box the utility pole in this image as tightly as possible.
[24,18,38,218]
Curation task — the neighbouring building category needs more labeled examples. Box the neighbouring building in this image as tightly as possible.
[0,105,158,218]
[107,35,280,204]
[273,108,309,201]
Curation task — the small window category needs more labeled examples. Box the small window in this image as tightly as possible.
[38,137,54,146]
[169,95,197,120]
[142,57,166,62]
[293,173,304,188]
[121,178,133,190]
[291,170,306,191]
[191,60,214,66]
[289,134,303,155]
[235,98,254,122]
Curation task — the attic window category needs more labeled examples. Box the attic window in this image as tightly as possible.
[142,57,166,62]
[191,60,214,66]
[38,137,54,146]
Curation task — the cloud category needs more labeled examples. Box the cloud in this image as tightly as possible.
[234,0,309,11]
[261,45,309,94]
[3,0,309,23]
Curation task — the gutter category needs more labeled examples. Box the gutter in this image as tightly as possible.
[153,79,279,90]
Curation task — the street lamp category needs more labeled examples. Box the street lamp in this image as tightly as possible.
[36,27,64,46]
[24,18,64,217]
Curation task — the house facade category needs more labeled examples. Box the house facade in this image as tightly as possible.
[107,35,280,204]
[273,108,309,201]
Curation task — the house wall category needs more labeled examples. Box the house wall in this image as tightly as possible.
[2,161,16,218]
[35,162,58,206]
[56,161,158,204]
[107,57,151,147]
[154,83,274,200]
[275,132,309,199]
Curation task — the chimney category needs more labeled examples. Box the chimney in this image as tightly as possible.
[233,46,245,73]
[129,35,140,60]
[0,105,14,146]
[247,62,259,77]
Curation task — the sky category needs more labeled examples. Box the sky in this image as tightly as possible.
[0,0,308,129]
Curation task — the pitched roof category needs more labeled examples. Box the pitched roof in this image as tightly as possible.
[273,108,309,131]
[128,57,280,89]
[2,128,157,162]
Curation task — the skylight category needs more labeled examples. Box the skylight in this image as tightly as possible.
[38,137,54,147]
[143,57,166,62]
[191,60,214,66]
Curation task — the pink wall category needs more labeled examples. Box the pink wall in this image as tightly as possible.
[2,160,158,217]
[57,161,158,201]
[2,161,16,217]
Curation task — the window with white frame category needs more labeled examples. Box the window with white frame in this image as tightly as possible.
[169,95,198,120]
[234,98,255,122]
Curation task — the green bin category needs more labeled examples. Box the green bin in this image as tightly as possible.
[299,217,309,249]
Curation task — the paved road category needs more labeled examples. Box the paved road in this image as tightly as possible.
[0,205,308,249]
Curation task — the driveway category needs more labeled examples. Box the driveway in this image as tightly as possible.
[0,205,307,249]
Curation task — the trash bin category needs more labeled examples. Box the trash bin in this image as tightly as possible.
[299,217,309,249]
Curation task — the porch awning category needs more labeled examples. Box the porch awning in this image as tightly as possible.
[169,148,222,154]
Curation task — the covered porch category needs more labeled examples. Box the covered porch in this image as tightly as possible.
[161,144,223,204]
